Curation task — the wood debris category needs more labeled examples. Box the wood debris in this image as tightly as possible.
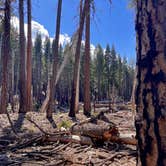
[0,110,137,165]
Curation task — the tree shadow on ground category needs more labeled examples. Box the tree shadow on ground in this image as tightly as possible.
[47,116,57,128]
[0,113,26,141]
[13,113,26,132]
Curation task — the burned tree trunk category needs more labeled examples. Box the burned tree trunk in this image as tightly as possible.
[83,0,91,117]
[19,0,26,113]
[0,0,11,114]
[69,0,87,117]
[135,0,166,165]
[26,0,32,112]
[46,0,62,118]
[75,0,83,114]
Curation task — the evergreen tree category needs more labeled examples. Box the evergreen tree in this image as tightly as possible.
[33,33,42,108]
[117,55,123,99]
[104,44,111,100]
[110,45,118,88]
[95,44,104,101]
[43,37,51,86]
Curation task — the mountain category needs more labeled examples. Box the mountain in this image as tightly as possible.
[11,16,70,45]
[11,16,95,57]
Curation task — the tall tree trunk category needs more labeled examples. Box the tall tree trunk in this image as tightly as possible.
[69,0,87,117]
[83,0,91,117]
[75,0,83,114]
[46,0,62,118]
[8,50,14,112]
[130,69,136,119]
[19,0,26,113]
[0,0,11,114]
[26,0,32,112]
[75,63,80,113]
[135,0,166,165]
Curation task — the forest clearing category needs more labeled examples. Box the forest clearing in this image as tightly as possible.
[0,0,166,165]
[0,105,136,165]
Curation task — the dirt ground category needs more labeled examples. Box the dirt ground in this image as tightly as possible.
[0,109,136,166]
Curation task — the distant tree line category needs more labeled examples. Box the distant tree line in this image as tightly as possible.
[0,25,135,111]
[0,0,135,116]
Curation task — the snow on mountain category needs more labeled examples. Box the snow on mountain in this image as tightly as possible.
[11,16,95,57]
[50,34,70,46]
[11,16,70,45]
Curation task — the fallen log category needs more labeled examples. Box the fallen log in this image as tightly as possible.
[12,110,136,150]
[94,103,135,110]
[73,111,116,126]
[70,121,119,141]
[45,135,93,145]
[109,136,137,145]
[69,111,136,146]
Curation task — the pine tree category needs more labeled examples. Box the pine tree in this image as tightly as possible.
[104,44,111,100]
[43,37,51,86]
[95,44,104,101]
[33,33,42,108]
[110,45,118,88]
[117,55,123,99]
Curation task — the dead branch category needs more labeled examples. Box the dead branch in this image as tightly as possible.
[98,151,136,166]
[26,116,70,136]
[109,136,137,145]
[10,135,44,152]
[6,112,20,138]
[46,135,94,145]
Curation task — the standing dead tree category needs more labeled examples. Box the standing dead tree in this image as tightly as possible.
[0,0,11,114]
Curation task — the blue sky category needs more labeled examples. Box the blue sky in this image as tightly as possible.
[32,0,136,61]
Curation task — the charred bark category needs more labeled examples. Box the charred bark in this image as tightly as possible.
[26,0,32,112]
[69,0,87,117]
[19,0,26,113]
[83,0,91,117]
[0,0,11,114]
[46,0,62,118]
[135,0,166,165]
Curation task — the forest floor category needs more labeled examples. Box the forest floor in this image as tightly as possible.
[0,108,136,166]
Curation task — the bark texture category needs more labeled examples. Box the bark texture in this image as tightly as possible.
[0,0,11,114]
[19,0,26,113]
[69,0,87,117]
[46,0,62,118]
[135,0,166,165]
[83,0,91,116]
[26,0,32,112]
